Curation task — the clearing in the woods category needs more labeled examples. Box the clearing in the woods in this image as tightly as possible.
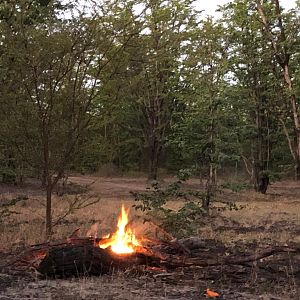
[0,176,299,299]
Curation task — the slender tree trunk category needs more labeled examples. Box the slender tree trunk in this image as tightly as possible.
[295,149,300,180]
[203,166,216,211]
[43,122,52,238]
[251,120,269,194]
[253,162,269,194]
[250,75,270,194]
[203,91,217,210]
[46,180,52,238]
[41,169,47,187]
[286,84,300,180]
[202,184,210,211]
[148,139,160,180]
[282,75,300,180]
[283,66,300,180]
[208,163,216,186]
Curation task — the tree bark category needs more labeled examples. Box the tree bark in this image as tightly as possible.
[253,162,269,194]
[42,126,53,238]
[41,169,47,188]
[249,71,270,193]
[284,70,300,180]
[295,157,300,180]
[148,139,160,180]
[46,181,52,238]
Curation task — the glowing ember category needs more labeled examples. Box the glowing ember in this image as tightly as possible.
[99,205,141,254]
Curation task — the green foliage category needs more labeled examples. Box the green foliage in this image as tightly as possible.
[131,180,192,211]
[155,202,205,238]
[221,182,252,193]
[177,168,196,181]
[132,179,208,237]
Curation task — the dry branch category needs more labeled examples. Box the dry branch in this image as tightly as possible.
[1,236,299,281]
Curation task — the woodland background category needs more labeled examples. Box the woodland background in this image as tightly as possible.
[0,0,300,235]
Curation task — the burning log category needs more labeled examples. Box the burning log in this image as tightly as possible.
[36,237,160,277]
[38,243,111,277]
[37,241,154,277]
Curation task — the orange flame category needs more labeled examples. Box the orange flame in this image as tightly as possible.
[99,205,141,254]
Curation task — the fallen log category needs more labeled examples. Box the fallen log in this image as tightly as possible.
[2,236,300,282]
[38,244,111,277]
[37,239,158,277]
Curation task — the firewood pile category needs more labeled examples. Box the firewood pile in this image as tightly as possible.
[1,235,299,286]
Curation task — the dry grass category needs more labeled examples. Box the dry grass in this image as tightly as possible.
[210,198,300,244]
[1,177,299,249]
[0,196,142,249]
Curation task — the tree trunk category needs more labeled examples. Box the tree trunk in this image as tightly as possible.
[148,140,160,181]
[285,74,300,181]
[203,163,216,211]
[2,153,16,184]
[202,182,211,211]
[295,157,300,180]
[253,162,269,194]
[46,180,52,238]
[203,87,217,210]
[250,75,270,194]
[41,169,47,187]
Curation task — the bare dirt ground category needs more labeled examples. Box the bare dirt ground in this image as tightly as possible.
[0,176,300,299]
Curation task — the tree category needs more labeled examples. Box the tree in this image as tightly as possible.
[256,0,300,179]
[101,0,199,180]
[168,17,241,205]
[0,0,140,237]
[219,0,288,193]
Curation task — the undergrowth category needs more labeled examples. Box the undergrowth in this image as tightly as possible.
[131,170,247,238]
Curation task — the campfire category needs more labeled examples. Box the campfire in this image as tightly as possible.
[98,205,141,255]
[3,205,299,285]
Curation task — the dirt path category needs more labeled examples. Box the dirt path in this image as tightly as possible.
[69,176,149,199]
[69,175,300,200]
